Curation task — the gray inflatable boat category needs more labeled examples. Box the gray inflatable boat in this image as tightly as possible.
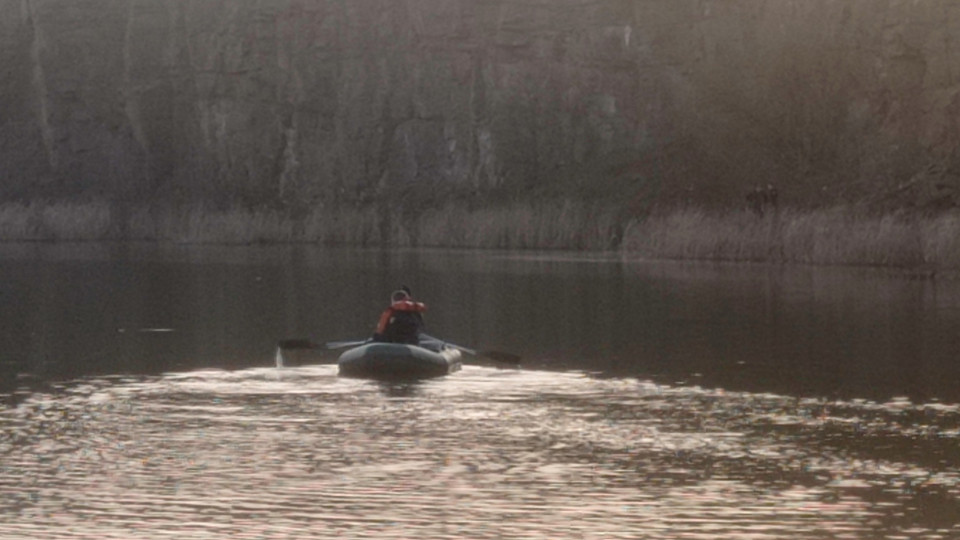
[337,342,462,379]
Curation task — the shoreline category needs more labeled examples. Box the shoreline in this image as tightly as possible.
[622,208,960,272]
[1,200,958,272]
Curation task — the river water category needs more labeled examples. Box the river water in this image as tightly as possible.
[1,243,958,539]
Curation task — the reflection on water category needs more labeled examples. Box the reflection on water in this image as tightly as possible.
[3,243,960,403]
[2,244,960,537]
[1,367,957,539]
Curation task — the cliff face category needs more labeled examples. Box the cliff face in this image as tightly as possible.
[1,0,958,210]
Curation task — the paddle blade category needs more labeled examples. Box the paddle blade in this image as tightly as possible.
[277,339,320,350]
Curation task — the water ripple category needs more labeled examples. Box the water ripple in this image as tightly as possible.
[1,367,957,539]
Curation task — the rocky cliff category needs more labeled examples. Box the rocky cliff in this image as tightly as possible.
[1,0,958,212]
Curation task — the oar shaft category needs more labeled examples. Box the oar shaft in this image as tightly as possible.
[277,338,371,350]
[277,334,520,364]
[419,334,519,363]
[325,339,370,349]
[419,334,475,355]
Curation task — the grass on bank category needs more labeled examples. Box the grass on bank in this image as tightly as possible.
[2,200,960,270]
[414,202,621,249]
[0,200,621,250]
[0,201,113,241]
[622,208,960,269]
[128,205,296,244]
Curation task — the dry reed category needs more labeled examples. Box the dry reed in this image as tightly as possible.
[129,205,295,244]
[623,208,960,269]
[416,201,621,250]
[0,201,112,240]
[3,200,960,271]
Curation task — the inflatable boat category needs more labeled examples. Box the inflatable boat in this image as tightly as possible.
[337,341,462,380]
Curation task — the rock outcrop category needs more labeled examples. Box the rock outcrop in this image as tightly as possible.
[1,0,958,210]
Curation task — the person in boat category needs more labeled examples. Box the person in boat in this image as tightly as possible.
[372,286,426,344]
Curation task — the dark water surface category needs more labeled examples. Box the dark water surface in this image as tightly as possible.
[1,243,958,538]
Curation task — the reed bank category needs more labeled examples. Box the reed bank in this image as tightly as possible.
[1,0,959,267]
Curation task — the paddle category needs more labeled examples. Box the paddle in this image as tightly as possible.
[276,338,369,350]
[276,334,521,366]
[419,334,521,365]
[325,339,371,349]
[275,338,369,368]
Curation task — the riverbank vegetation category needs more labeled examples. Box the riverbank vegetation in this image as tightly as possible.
[623,208,960,270]
[0,199,623,250]
[3,199,960,271]
[4,0,960,275]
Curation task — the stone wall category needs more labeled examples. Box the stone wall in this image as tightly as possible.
[1,0,958,210]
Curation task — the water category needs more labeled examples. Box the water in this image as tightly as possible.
[1,243,959,539]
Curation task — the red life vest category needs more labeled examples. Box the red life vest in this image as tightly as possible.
[375,300,426,335]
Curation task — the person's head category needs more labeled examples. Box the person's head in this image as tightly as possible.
[391,289,410,303]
